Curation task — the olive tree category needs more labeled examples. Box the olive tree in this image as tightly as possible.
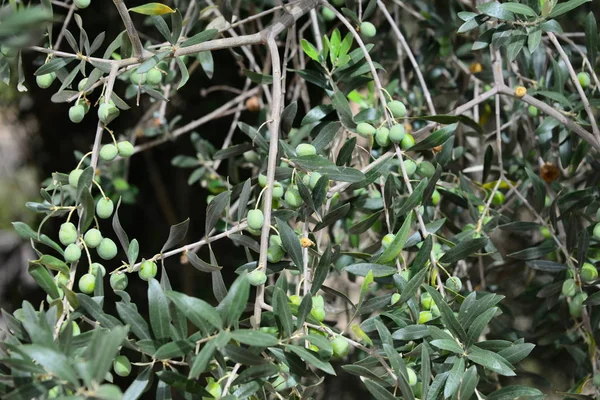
[1,0,599,399]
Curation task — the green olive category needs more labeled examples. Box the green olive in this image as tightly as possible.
[36,72,56,89]
[84,228,103,248]
[375,127,391,147]
[74,0,91,9]
[110,273,128,291]
[445,277,462,292]
[594,223,600,240]
[577,72,591,88]
[356,122,376,138]
[285,187,302,208]
[97,238,118,260]
[146,68,163,85]
[248,269,267,286]
[321,7,336,21]
[59,222,78,245]
[388,100,407,118]
[581,262,598,283]
[96,198,114,219]
[129,70,147,86]
[296,143,317,157]
[117,141,135,158]
[64,243,82,263]
[90,262,106,277]
[139,260,158,281]
[417,161,436,178]
[421,292,434,310]
[247,209,265,230]
[309,172,323,189]
[406,367,418,386]
[431,189,441,206]
[389,124,406,143]
[403,159,417,176]
[98,103,120,124]
[360,21,377,38]
[78,273,96,294]
[491,191,505,206]
[382,233,395,249]
[268,244,285,263]
[400,134,415,150]
[311,307,326,322]
[527,105,539,117]
[418,311,433,324]
[69,104,86,123]
[331,336,350,357]
[68,169,83,188]
[390,293,401,305]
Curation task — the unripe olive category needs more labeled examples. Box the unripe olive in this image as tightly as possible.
[113,355,132,377]
[431,189,441,206]
[388,100,407,118]
[68,169,83,188]
[97,238,118,260]
[356,122,376,138]
[55,272,70,287]
[581,263,598,283]
[98,103,119,124]
[243,150,259,163]
[321,7,336,21]
[64,243,82,263]
[331,336,350,357]
[110,273,128,291]
[289,295,301,306]
[268,245,285,263]
[90,262,106,277]
[204,381,222,399]
[421,293,434,310]
[272,182,284,198]
[258,173,268,187]
[78,273,96,294]
[312,295,325,308]
[431,304,440,317]
[418,311,433,324]
[36,72,56,89]
[527,105,538,117]
[418,161,435,178]
[129,70,147,85]
[492,191,505,206]
[270,235,283,248]
[594,223,600,240]
[309,172,323,189]
[146,68,162,85]
[400,134,415,150]
[59,222,78,245]
[389,124,406,143]
[100,144,118,162]
[360,21,377,38]
[569,292,588,318]
[46,288,64,303]
[285,187,302,208]
[445,277,462,292]
[139,260,158,281]
[577,72,591,88]
[248,269,267,286]
[69,104,86,123]
[296,143,317,157]
[540,226,551,239]
[96,198,114,219]
[403,159,417,176]
[390,293,401,305]
[78,78,88,92]
[74,0,91,9]
[382,233,395,249]
[406,367,418,386]
[84,228,102,248]
[375,127,390,147]
[247,209,265,230]
[117,141,135,158]
[311,307,326,322]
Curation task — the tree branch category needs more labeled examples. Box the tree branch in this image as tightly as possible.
[112,0,144,60]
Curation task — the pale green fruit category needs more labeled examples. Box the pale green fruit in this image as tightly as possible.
[296,143,317,157]
[117,141,135,158]
[446,277,462,292]
[64,243,82,263]
[389,124,406,143]
[90,262,106,277]
[356,122,376,138]
[110,273,128,291]
[97,238,118,260]
[59,222,78,245]
[96,198,114,219]
[403,159,417,176]
[400,134,415,150]
[375,127,391,147]
[248,269,267,286]
[78,273,96,294]
[146,68,163,85]
[36,72,56,89]
[139,260,158,281]
[360,21,377,38]
[99,144,118,161]
[113,355,132,377]
[68,169,83,188]
[331,336,350,357]
[247,209,265,230]
[388,100,407,118]
[84,228,102,248]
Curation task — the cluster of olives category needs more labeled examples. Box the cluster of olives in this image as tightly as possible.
[356,101,416,150]
[129,66,163,88]
[99,140,134,162]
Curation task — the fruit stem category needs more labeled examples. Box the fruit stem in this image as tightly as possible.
[255,185,269,210]
[75,151,93,170]
[92,179,107,199]
[80,239,93,271]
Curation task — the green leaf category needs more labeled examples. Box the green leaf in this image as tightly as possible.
[466,307,497,346]
[291,155,365,182]
[243,69,273,84]
[234,364,280,385]
[188,339,217,379]
[585,12,598,67]
[129,3,175,15]
[344,263,397,278]
[218,273,250,328]
[424,286,468,342]
[86,326,129,383]
[198,51,214,78]
[21,344,79,386]
[439,237,488,264]
[548,0,591,18]
[161,218,189,253]
[205,191,230,235]
[501,3,537,17]
[116,302,152,340]
[153,340,194,360]
[411,124,457,151]
[419,115,481,134]
[77,294,123,328]
[28,262,59,299]
[331,89,356,129]
[397,180,428,217]
[363,379,398,400]
[148,279,171,340]
[497,342,535,364]
[273,287,294,337]
[301,39,321,62]
[302,105,334,126]
[487,385,544,400]
[508,239,555,260]
[123,366,152,400]
[181,28,218,47]
[391,325,429,340]
[378,213,413,264]
[398,267,429,306]
[276,218,304,272]
[286,344,336,375]
[467,345,516,376]
[477,1,515,20]
[525,260,567,272]
[459,366,479,400]
[231,329,280,347]
[166,291,222,331]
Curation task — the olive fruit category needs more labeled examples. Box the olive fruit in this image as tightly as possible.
[272,182,284,198]
[96,198,114,219]
[78,273,96,294]
[64,244,82,263]
[117,141,134,158]
[46,288,64,304]
[431,189,441,206]
[528,105,539,117]
[321,7,336,21]
[403,159,417,176]
[146,68,162,85]
[389,124,406,143]
[247,209,265,230]
[68,169,83,188]
[59,222,78,245]
[578,72,591,88]
[98,103,120,124]
[248,269,267,286]
[390,293,401,305]
[258,173,268,187]
[388,100,407,118]
[356,122,376,138]
[74,0,91,9]
[100,144,118,161]
[55,272,70,287]
[446,277,462,292]
[569,292,588,318]
[267,245,284,262]
[400,133,415,150]
[243,150,259,163]
[375,127,390,147]
[331,336,350,357]
[406,367,418,386]
[204,380,222,400]
[382,233,395,249]
[540,226,551,239]
[36,72,56,89]
[581,262,598,283]
[311,307,326,322]
[270,235,283,248]
[421,292,434,310]
[113,355,132,377]
[84,228,102,248]
[296,143,317,157]
[69,104,86,123]
[418,161,435,178]
[129,70,147,85]
[594,223,600,240]
[289,295,301,306]
[360,21,377,38]
[110,273,128,291]
[285,187,302,208]
[313,295,325,308]
[418,311,433,324]
[90,262,106,277]
[139,260,158,281]
[78,78,88,92]
[97,238,118,260]
[491,191,505,206]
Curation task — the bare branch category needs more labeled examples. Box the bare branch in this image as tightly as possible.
[112,0,144,60]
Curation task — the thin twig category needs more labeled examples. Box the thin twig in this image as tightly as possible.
[112,0,144,60]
